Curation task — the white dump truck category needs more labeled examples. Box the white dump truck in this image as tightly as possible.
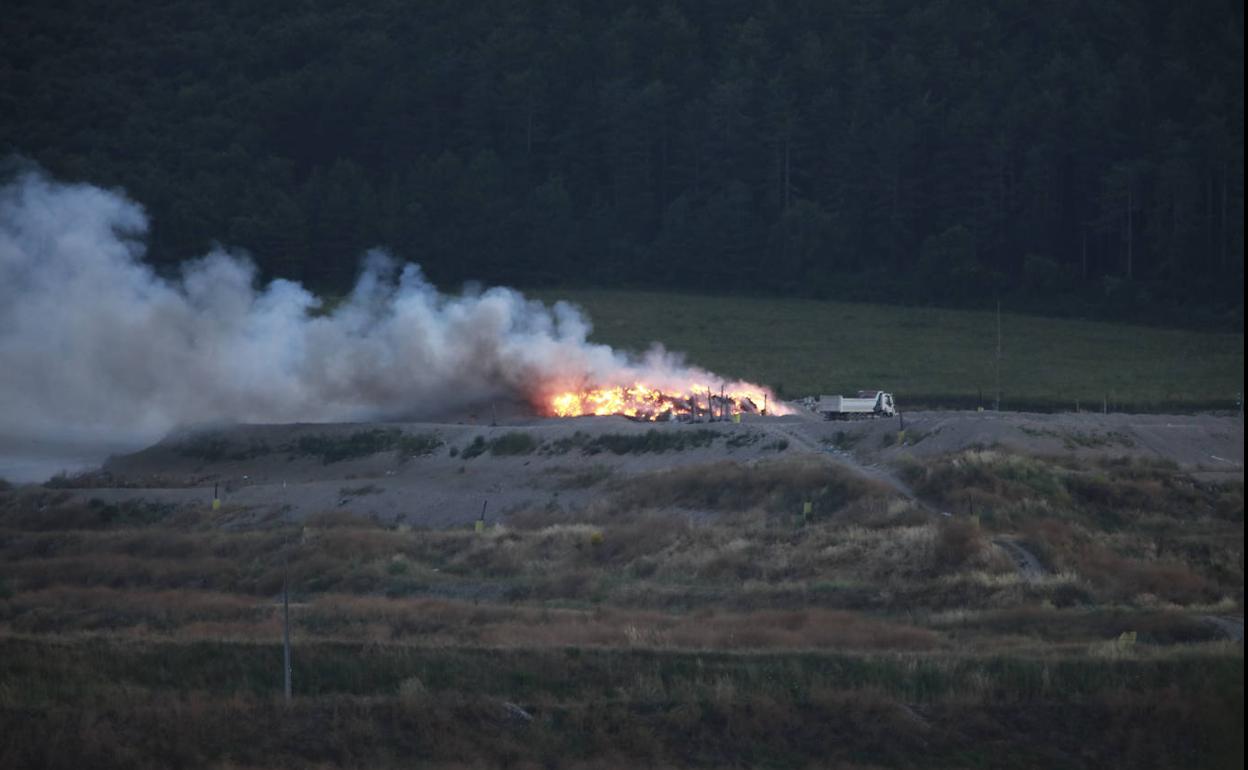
[816,391,896,419]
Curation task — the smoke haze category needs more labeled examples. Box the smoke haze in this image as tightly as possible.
[0,167,768,481]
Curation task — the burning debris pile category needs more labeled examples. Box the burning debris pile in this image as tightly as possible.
[547,383,781,421]
[0,166,785,468]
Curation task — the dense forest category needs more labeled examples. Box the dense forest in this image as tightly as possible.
[2,0,1243,326]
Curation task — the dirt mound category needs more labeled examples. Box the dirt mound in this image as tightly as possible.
[43,409,1243,526]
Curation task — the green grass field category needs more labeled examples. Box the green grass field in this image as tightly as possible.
[534,291,1245,410]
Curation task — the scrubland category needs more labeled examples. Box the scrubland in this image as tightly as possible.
[0,447,1242,769]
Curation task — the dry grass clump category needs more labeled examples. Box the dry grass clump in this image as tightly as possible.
[0,490,136,530]
[927,604,1226,646]
[1,630,1240,770]
[475,606,940,651]
[3,552,247,593]
[661,608,939,651]
[608,456,896,514]
[0,586,265,635]
[0,528,291,593]
[811,521,1004,585]
[902,449,1069,515]
[1021,518,1228,605]
[904,449,1236,531]
[896,448,1242,606]
[0,527,285,563]
[0,584,939,652]
[933,518,987,572]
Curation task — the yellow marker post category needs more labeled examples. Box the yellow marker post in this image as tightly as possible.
[732,412,741,424]
[475,499,488,534]
[212,498,221,511]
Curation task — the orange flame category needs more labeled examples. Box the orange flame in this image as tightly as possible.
[545,382,787,421]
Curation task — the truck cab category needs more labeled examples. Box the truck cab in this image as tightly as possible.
[858,390,896,416]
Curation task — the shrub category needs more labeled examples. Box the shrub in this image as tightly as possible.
[541,431,589,455]
[725,432,759,448]
[461,436,488,459]
[175,434,272,462]
[294,429,401,463]
[397,433,444,458]
[550,464,613,489]
[586,429,719,455]
[933,518,984,572]
[489,432,538,456]
[830,430,861,450]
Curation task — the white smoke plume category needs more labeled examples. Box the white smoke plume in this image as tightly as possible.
[0,167,769,478]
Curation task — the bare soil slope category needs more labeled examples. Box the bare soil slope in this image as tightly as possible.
[54,408,1243,526]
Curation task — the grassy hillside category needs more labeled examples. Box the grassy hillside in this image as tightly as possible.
[0,447,1242,768]
[537,290,1245,410]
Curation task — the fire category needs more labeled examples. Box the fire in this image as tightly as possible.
[545,382,787,421]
